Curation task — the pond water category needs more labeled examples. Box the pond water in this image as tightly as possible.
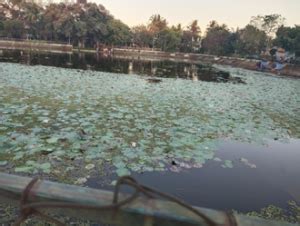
[0,50,241,83]
[0,50,299,214]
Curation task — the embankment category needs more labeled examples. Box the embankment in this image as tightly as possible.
[0,40,72,53]
[113,48,300,78]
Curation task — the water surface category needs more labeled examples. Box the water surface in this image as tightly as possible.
[0,50,299,213]
[0,50,240,83]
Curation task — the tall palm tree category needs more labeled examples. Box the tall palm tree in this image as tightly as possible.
[22,3,42,39]
[188,20,201,41]
[148,14,167,34]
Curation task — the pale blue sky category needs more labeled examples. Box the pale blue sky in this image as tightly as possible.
[96,0,300,29]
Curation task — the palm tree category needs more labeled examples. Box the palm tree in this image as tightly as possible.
[148,14,167,34]
[22,2,42,39]
[188,20,201,41]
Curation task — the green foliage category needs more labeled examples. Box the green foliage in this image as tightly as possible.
[250,14,285,38]
[221,160,233,168]
[132,17,201,52]
[2,19,25,38]
[0,5,7,35]
[246,201,300,224]
[156,28,182,52]
[180,30,194,52]
[147,14,181,51]
[179,20,201,53]
[0,63,299,179]
[106,19,132,46]
[0,2,128,48]
[0,21,4,35]
[0,4,296,56]
[83,3,110,46]
[0,161,8,166]
[20,2,43,39]
[188,20,201,41]
[201,21,235,56]
[236,25,268,56]
[9,0,22,6]
[250,14,286,47]
[132,25,153,47]
[148,14,168,35]
[15,161,51,174]
[273,25,300,56]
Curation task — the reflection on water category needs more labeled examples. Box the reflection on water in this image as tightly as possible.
[0,50,242,83]
[88,140,300,212]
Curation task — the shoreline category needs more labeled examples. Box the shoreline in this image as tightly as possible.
[1,40,299,78]
[112,48,300,78]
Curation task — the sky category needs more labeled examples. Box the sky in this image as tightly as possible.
[95,0,300,29]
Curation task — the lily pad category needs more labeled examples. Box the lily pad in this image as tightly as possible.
[0,63,299,178]
[0,161,8,166]
[46,137,59,144]
[116,167,130,177]
[222,160,234,169]
[15,166,34,173]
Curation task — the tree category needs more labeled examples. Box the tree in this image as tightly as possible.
[180,31,193,52]
[132,18,183,52]
[250,14,285,46]
[172,23,182,33]
[0,4,7,36]
[20,2,44,39]
[188,20,201,42]
[73,20,87,48]
[131,25,153,48]
[41,3,112,47]
[106,19,132,46]
[3,19,25,38]
[45,4,73,42]
[83,3,110,47]
[155,27,181,52]
[148,14,167,34]
[1,1,135,49]
[236,24,268,56]
[273,26,300,56]
[9,0,22,7]
[148,14,168,49]
[42,4,55,40]
[180,20,201,52]
[201,21,234,55]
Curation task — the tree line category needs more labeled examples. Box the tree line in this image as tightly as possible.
[0,1,299,57]
[0,1,132,48]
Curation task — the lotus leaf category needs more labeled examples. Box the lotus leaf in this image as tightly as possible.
[0,63,299,178]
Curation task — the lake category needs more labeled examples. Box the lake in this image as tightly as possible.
[0,50,299,214]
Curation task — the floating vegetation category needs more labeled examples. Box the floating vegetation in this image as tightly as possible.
[240,158,257,169]
[221,160,234,169]
[0,63,299,181]
[246,201,300,224]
